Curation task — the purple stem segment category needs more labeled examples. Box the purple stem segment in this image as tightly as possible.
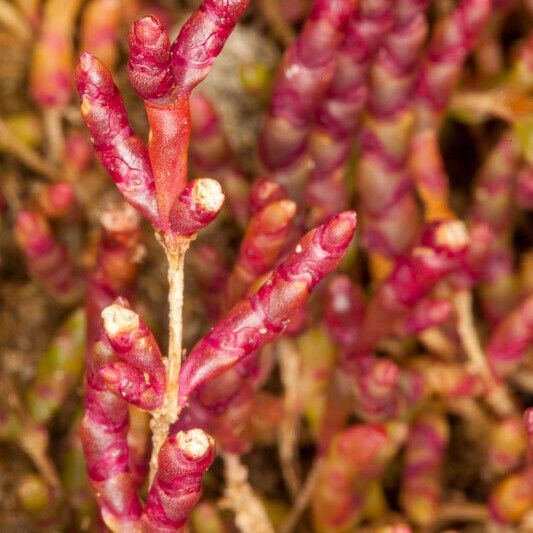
[225,198,297,308]
[305,0,395,226]
[486,295,533,379]
[15,211,80,299]
[259,0,356,191]
[178,211,357,405]
[353,220,470,356]
[142,429,216,532]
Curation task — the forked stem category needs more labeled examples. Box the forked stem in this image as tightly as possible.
[453,289,514,416]
[3,378,62,490]
[149,233,191,484]
[0,117,61,181]
[280,458,324,533]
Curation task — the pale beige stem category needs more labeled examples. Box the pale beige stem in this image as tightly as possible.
[511,370,533,393]
[451,90,533,124]
[277,338,302,499]
[257,0,295,46]
[43,108,64,164]
[520,510,533,532]
[12,0,39,23]
[435,502,489,525]
[418,327,458,360]
[279,458,323,533]
[149,235,190,485]
[453,289,514,416]
[222,453,275,533]
[0,0,32,40]
[0,117,61,180]
[3,378,61,489]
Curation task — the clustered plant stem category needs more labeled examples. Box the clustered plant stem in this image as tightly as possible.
[6,0,533,530]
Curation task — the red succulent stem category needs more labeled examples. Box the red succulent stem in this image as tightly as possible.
[405,298,453,335]
[225,198,297,308]
[81,332,143,531]
[323,274,366,354]
[127,15,175,103]
[100,299,166,411]
[14,211,81,301]
[486,294,533,379]
[145,99,191,231]
[258,0,356,194]
[357,1,429,260]
[249,177,288,216]
[400,410,449,527]
[312,421,407,532]
[352,220,470,356]
[80,0,122,71]
[34,182,76,219]
[169,178,225,237]
[178,211,357,406]
[415,0,491,125]
[353,355,402,422]
[142,429,216,532]
[81,204,143,530]
[170,0,251,98]
[85,203,142,353]
[305,0,395,227]
[76,53,160,226]
[189,244,229,321]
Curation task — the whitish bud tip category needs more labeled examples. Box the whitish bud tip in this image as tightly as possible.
[193,179,225,212]
[101,304,139,337]
[177,429,212,458]
[435,220,469,250]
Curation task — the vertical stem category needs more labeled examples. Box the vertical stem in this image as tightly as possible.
[0,117,61,180]
[277,338,302,499]
[149,234,190,484]
[279,458,323,533]
[453,289,514,416]
[0,0,32,40]
[43,108,65,163]
[3,378,62,490]
[257,0,296,46]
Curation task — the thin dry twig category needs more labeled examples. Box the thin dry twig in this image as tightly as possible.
[419,327,458,359]
[435,501,490,525]
[453,289,514,416]
[451,90,533,123]
[0,117,62,181]
[277,338,302,499]
[0,0,32,41]
[279,458,323,533]
[43,108,65,164]
[2,378,62,490]
[222,453,275,533]
[257,0,296,47]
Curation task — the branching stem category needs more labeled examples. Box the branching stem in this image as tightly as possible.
[0,117,61,181]
[3,378,61,490]
[279,458,323,533]
[453,289,514,416]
